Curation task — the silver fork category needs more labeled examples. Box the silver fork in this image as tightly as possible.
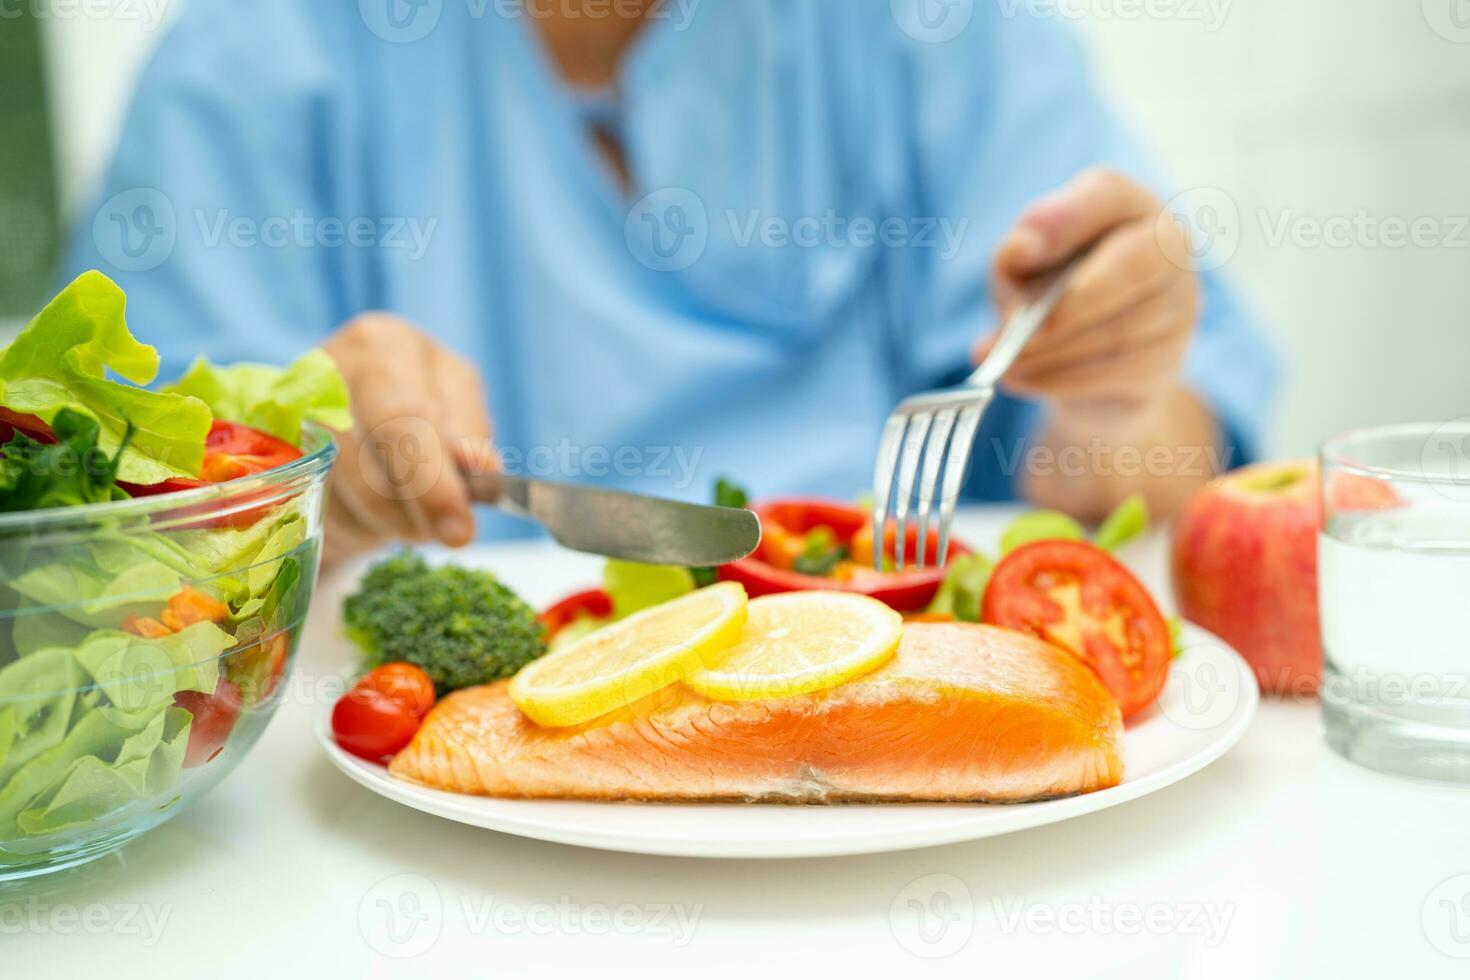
[870,253,1086,571]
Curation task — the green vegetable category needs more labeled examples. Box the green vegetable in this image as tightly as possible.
[162,349,352,446]
[604,560,695,619]
[999,510,1085,554]
[344,552,547,695]
[1094,493,1149,553]
[0,271,211,484]
[925,553,993,623]
[0,409,129,512]
[791,525,847,576]
[713,477,748,510]
[1168,615,1185,659]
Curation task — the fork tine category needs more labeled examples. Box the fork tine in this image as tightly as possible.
[891,412,932,572]
[934,406,983,567]
[870,414,908,571]
[913,408,957,569]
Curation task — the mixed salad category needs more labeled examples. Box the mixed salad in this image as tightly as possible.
[0,272,350,856]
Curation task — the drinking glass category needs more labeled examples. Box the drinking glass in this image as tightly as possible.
[1319,421,1470,782]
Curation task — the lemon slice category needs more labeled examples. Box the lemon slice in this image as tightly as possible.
[510,581,748,727]
[684,591,902,702]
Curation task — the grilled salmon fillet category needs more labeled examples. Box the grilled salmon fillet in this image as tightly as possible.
[389,622,1123,802]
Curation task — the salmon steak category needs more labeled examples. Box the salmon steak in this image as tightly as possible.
[389,622,1124,803]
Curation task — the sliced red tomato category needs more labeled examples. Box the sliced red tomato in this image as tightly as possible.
[357,663,436,720]
[332,687,421,762]
[716,498,971,612]
[981,540,1171,720]
[539,588,615,640]
[0,408,52,445]
[119,420,303,527]
[174,680,243,768]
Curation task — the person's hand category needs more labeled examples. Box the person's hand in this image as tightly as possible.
[978,168,1199,429]
[321,313,493,568]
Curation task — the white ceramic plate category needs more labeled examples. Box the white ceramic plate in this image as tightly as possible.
[317,543,1258,859]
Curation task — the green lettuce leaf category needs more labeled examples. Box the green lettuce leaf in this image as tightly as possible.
[1000,510,1086,554]
[0,272,212,484]
[926,553,993,623]
[603,560,696,620]
[0,409,130,512]
[162,349,351,446]
[1094,493,1150,552]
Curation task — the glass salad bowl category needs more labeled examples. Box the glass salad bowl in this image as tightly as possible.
[0,424,336,880]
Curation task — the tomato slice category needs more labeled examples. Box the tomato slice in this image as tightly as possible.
[539,588,615,641]
[332,687,422,762]
[174,680,243,768]
[357,663,436,720]
[981,540,1170,720]
[716,498,971,612]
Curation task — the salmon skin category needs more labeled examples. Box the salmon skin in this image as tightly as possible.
[389,622,1124,803]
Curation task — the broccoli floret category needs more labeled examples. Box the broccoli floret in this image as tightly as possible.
[343,552,546,694]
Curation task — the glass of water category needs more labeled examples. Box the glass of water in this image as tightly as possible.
[1319,421,1470,783]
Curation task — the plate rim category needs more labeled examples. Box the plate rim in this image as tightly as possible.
[317,623,1259,859]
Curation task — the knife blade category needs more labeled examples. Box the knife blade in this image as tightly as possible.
[462,469,762,566]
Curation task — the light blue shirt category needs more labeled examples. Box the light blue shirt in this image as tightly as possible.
[65,0,1277,539]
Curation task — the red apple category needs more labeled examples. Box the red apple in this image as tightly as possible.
[1170,459,1396,697]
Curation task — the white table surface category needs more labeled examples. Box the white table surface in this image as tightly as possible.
[4,508,1469,978]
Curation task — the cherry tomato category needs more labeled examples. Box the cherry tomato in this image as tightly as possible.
[357,663,436,720]
[716,498,972,612]
[539,589,615,641]
[981,540,1171,720]
[332,687,422,762]
[174,680,243,768]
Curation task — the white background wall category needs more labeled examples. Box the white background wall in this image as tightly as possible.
[37,0,1470,458]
